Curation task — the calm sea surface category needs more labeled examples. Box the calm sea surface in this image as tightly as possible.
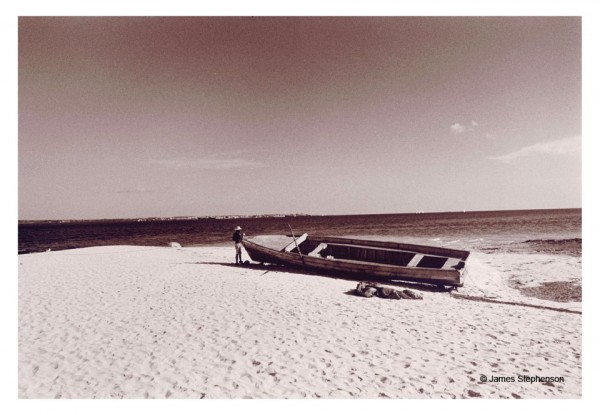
[18,209,581,256]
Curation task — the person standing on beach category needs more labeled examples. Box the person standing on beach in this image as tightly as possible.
[232,226,245,264]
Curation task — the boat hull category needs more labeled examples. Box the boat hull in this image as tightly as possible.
[242,236,469,287]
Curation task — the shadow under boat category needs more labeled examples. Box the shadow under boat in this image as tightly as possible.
[187,260,454,293]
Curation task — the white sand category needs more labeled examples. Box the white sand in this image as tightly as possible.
[458,252,582,311]
[18,245,581,398]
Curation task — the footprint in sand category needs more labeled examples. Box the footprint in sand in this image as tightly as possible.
[467,389,482,398]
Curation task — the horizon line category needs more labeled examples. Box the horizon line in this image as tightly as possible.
[18,206,582,223]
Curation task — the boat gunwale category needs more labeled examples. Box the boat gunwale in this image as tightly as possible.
[306,235,470,260]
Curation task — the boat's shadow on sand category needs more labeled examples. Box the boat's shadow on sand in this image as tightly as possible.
[186,261,453,293]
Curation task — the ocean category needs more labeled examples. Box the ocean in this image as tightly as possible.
[18,209,581,256]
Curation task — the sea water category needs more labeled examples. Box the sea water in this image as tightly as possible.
[19,209,581,256]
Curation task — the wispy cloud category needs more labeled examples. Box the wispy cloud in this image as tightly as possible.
[450,120,481,134]
[450,123,467,134]
[150,153,264,170]
[488,135,581,163]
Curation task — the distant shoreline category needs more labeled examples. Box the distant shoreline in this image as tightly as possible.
[18,207,582,225]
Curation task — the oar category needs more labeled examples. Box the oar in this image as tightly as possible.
[287,224,305,264]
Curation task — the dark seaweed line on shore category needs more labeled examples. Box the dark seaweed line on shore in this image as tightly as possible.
[523,238,581,244]
[450,293,582,315]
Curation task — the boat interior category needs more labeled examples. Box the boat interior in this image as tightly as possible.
[281,235,466,270]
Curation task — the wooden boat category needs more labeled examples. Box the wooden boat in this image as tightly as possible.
[242,234,470,287]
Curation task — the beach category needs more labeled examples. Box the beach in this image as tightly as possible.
[18,243,581,399]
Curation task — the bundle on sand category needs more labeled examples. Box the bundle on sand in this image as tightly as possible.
[354,282,423,300]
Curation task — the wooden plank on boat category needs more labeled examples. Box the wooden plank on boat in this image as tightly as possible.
[281,233,308,252]
[303,256,461,283]
[407,254,424,267]
[308,243,328,257]
[325,242,455,261]
[443,258,461,269]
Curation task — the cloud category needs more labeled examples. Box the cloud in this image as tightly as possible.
[488,135,581,163]
[450,120,481,134]
[450,123,467,134]
[150,155,264,170]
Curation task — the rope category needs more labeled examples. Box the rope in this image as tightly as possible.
[461,264,488,297]
[451,293,582,315]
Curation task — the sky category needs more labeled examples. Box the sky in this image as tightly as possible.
[18,16,581,220]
